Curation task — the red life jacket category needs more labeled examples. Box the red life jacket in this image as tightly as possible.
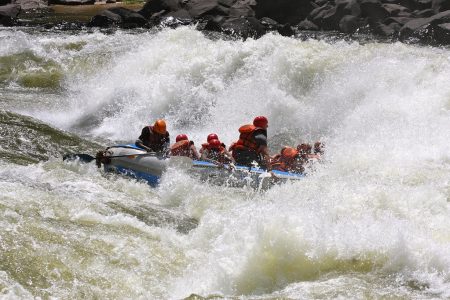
[170,140,191,157]
[232,124,264,153]
[271,147,301,172]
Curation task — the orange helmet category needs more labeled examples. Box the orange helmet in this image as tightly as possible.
[253,116,268,128]
[176,134,188,142]
[281,147,298,158]
[153,119,167,134]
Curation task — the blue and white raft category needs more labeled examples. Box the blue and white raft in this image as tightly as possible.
[101,144,304,188]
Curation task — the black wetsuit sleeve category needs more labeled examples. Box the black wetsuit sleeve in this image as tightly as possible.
[163,133,170,151]
[138,127,150,144]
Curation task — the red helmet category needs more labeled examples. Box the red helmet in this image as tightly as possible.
[176,134,188,142]
[253,116,268,128]
[208,139,221,149]
[207,133,219,142]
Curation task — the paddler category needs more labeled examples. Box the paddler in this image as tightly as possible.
[270,146,306,173]
[135,119,170,154]
[201,139,234,164]
[229,116,270,169]
[170,134,200,159]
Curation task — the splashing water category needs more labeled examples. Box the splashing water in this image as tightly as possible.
[0,26,449,299]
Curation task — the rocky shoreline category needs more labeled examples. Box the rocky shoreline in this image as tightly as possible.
[1,0,450,45]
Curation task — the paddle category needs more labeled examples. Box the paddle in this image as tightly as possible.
[63,152,158,163]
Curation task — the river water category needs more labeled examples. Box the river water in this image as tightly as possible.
[0,26,449,299]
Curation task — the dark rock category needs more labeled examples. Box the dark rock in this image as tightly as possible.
[89,10,122,27]
[312,0,360,30]
[414,8,435,16]
[298,18,320,30]
[315,0,328,6]
[109,7,148,27]
[432,0,450,12]
[139,0,181,19]
[166,8,191,18]
[384,16,413,24]
[0,0,11,6]
[106,0,116,3]
[254,0,314,25]
[400,9,450,39]
[159,15,193,27]
[48,0,94,5]
[277,23,294,36]
[417,0,433,10]
[229,0,256,17]
[309,2,333,20]
[336,0,361,17]
[186,0,230,17]
[220,16,266,38]
[361,0,390,22]
[0,4,20,26]
[260,16,278,27]
[339,14,359,32]
[382,3,410,15]
[203,14,225,30]
[433,22,450,43]
[373,20,397,35]
[399,0,419,10]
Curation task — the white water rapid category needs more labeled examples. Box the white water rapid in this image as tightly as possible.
[0,26,449,299]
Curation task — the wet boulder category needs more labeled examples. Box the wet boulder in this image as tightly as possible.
[400,9,450,41]
[339,14,359,32]
[139,0,181,19]
[254,0,314,25]
[89,10,122,27]
[229,0,256,17]
[0,4,20,26]
[361,0,390,22]
[110,7,148,27]
[382,3,411,16]
[206,16,266,39]
[298,18,320,30]
[414,8,435,17]
[432,0,450,12]
[433,22,450,43]
[89,7,148,28]
[186,0,231,17]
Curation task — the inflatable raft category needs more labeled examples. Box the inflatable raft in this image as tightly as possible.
[100,144,304,188]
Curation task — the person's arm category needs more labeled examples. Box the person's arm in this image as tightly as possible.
[223,149,235,163]
[200,149,209,161]
[136,127,154,152]
[190,142,200,160]
[258,145,271,169]
[135,140,153,152]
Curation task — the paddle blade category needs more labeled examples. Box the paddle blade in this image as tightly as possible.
[63,153,96,163]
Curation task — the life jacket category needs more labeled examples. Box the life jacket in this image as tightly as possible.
[170,140,191,157]
[145,126,169,152]
[272,147,302,172]
[232,124,265,153]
